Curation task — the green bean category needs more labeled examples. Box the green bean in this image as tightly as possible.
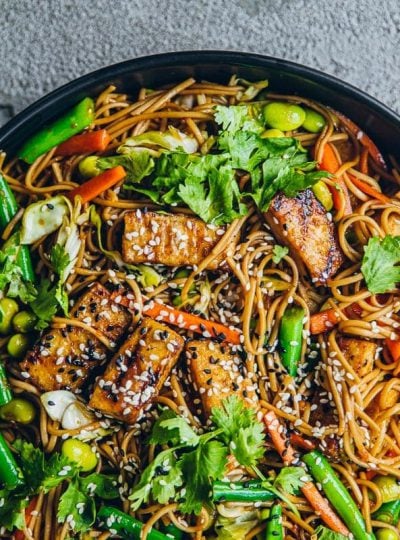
[372,499,400,525]
[212,480,275,503]
[0,173,19,231]
[373,476,400,503]
[97,506,170,539]
[265,503,283,540]
[0,432,24,489]
[278,306,305,376]
[0,363,12,406]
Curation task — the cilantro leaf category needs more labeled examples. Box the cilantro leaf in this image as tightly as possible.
[98,151,155,184]
[361,235,400,293]
[152,453,183,505]
[273,466,311,495]
[150,409,200,447]
[314,525,348,539]
[214,104,263,134]
[57,479,95,533]
[50,243,70,275]
[272,245,289,264]
[79,473,119,499]
[179,439,228,515]
[0,490,28,531]
[29,278,59,330]
[211,395,265,467]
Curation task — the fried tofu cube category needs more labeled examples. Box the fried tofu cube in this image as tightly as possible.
[89,318,184,424]
[265,190,344,284]
[338,337,377,377]
[20,283,131,392]
[186,340,258,416]
[122,210,234,269]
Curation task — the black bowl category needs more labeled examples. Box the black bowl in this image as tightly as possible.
[1,51,399,160]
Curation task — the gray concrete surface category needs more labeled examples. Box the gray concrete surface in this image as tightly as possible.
[1,0,399,126]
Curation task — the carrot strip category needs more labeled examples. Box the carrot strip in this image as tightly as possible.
[263,411,295,464]
[290,433,317,451]
[15,496,38,540]
[319,143,352,215]
[385,339,400,362]
[350,176,391,204]
[331,108,387,170]
[67,165,126,204]
[56,129,110,156]
[310,303,362,335]
[143,301,242,345]
[359,148,369,175]
[301,482,350,535]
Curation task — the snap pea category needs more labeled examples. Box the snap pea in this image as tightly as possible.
[263,102,306,131]
[0,432,24,489]
[19,97,95,164]
[372,499,400,525]
[161,524,184,539]
[265,503,283,540]
[0,298,19,335]
[302,108,326,133]
[4,230,35,283]
[278,306,305,377]
[0,398,36,424]
[212,480,275,503]
[7,333,30,359]
[12,311,37,333]
[0,363,12,406]
[303,450,375,540]
[97,506,170,540]
[0,173,18,230]
[373,476,400,503]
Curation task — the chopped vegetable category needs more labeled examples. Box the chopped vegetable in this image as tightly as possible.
[41,390,77,422]
[272,244,289,264]
[309,303,363,334]
[0,297,19,335]
[97,506,170,540]
[18,97,95,164]
[12,310,37,333]
[265,503,283,540]
[278,305,305,376]
[212,480,275,503]
[0,241,36,302]
[375,529,398,540]
[318,143,352,215]
[262,128,285,138]
[263,410,295,464]
[372,499,400,525]
[56,128,110,156]
[78,155,102,178]
[263,102,306,131]
[3,231,35,284]
[312,180,334,211]
[303,108,326,133]
[350,176,390,204]
[361,235,400,294]
[0,398,36,424]
[373,475,400,503]
[303,450,374,539]
[0,432,24,489]
[67,165,126,204]
[0,363,12,406]
[118,126,199,154]
[0,173,18,230]
[7,333,30,359]
[61,439,98,472]
[314,525,348,539]
[215,508,261,540]
[14,497,38,540]
[385,339,400,363]
[301,482,350,536]
[20,195,69,244]
[143,300,242,344]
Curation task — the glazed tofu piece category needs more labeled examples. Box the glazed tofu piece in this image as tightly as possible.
[186,340,258,416]
[89,318,184,424]
[338,337,377,377]
[122,210,233,269]
[20,283,132,392]
[265,190,344,284]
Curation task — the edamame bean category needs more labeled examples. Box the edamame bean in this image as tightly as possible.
[0,298,19,335]
[7,334,30,359]
[261,128,285,138]
[61,439,98,472]
[376,529,398,540]
[0,398,36,424]
[303,108,326,133]
[263,102,306,131]
[12,311,37,333]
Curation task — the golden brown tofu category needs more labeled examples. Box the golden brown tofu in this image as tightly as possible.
[265,190,344,284]
[186,340,258,416]
[89,318,184,424]
[122,210,233,269]
[338,337,377,377]
[20,283,132,392]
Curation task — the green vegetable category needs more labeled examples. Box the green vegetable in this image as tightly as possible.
[263,102,306,131]
[61,439,98,472]
[0,297,19,335]
[312,180,334,211]
[262,128,285,138]
[303,450,375,540]
[265,503,283,540]
[29,278,60,330]
[20,196,69,245]
[161,523,184,539]
[0,363,12,406]
[214,104,264,134]
[372,499,400,525]
[0,174,19,231]
[272,244,289,264]
[0,433,24,489]
[373,476,400,503]
[19,97,95,164]
[118,126,198,154]
[215,508,261,540]
[7,333,30,359]
[278,306,305,376]
[0,241,36,303]
[212,480,275,502]
[361,235,400,294]
[375,529,398,540]
[302,108,326,133]
[97,506,170,540]
[314,525,349,539]
[78,155,101,178]
[12,310,37,333]
[0,398,36,424]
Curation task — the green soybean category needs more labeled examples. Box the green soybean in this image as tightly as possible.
[376,529,398,540]
[0,398,36,424]
[0,298,19,335]
[263,102,306,131]
[62,439,98,472]
[7,334,30,359]
[13,311,37,333]
[303,108,326,133]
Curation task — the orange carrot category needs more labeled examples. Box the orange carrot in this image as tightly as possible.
[301,482,350,535]
[143,301,242,345]
[290,433,317,451]
[319,143,352,215]
[15,496,38,540]
[350,176,391,204]
[359,148,369,175]
[364,470,377,480]
[331,108,387,170]
[310,303,362,334]
[67,165,126,204]
[385,339,400,362]
[56,129,110,156]
[263,411,295,464]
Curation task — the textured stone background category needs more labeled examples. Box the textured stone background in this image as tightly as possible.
[1,0,399,126]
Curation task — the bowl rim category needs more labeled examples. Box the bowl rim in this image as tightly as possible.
[1,50,399,148]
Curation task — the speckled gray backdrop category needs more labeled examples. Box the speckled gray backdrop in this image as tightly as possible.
[0,0,399,126]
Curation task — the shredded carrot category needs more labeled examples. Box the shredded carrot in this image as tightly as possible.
[332,108,387,170]
[364,470,377,480]
[310,303,362,334]
[359,147,369,175]
[319,143,352,215]
[67,165,126,204]
[15,496,38,540]
[301,482,350,535]
[350,176,390,204]
[385,339,400,363]
[263,410,295,464]
[56,129,110,156]
[290,433,317,451]
[143,301,242,345]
